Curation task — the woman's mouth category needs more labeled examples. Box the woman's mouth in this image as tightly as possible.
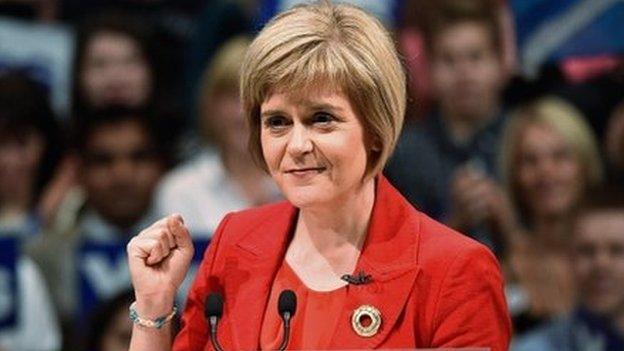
[285,167,327,176]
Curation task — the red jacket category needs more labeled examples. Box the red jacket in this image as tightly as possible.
[173,177,511,350]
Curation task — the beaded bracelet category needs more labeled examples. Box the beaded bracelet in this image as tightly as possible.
[129,301,178,329]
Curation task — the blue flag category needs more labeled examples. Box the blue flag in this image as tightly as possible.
[511,0,624,75]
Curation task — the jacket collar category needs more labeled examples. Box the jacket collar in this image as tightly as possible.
[222,176,422,350]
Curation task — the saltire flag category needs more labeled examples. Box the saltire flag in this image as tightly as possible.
[511,0,624,77]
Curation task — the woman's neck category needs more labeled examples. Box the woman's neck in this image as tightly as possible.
[295,177,376,254]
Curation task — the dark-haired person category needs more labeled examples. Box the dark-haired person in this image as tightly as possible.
[513,185,624,351]
[72,11,168,116]
[127,2,510,350]
[29,106,169,345]
[0,71,61,351]
[386,0,510,252]
[0,72,63,236]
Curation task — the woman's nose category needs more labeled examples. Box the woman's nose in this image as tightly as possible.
[286,123,313,157]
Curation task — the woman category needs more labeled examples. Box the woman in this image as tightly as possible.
[498,97,604,334]
[0,72,63,235]
[127,2,511,350]
[72,11,161,115]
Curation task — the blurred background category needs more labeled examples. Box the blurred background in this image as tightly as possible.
[0,0,623,350]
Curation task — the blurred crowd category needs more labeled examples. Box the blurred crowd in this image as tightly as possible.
[0,0,622,350]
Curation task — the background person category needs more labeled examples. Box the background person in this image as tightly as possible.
[29,106,171,349]
[0,72,64,236]
[513,185,624,350]
[499,96,604,334]
[155,36,279,237]
[386,0,510,252]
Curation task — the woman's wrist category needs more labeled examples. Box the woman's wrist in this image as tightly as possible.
[134,292,177,318]
[130,301,177,329]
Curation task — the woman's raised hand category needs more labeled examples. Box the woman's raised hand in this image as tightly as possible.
[127,214,194,314]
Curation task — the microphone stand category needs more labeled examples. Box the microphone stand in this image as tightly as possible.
[208,315,224,351]
[277,310,292,351]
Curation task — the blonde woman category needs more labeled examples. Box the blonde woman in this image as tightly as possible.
[127,2,510,350]
[498,96,604,332]
[155,36,279,237]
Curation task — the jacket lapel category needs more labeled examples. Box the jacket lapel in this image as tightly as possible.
[328,177,422,348]
[222,204,297,351]
[219,177,422,350]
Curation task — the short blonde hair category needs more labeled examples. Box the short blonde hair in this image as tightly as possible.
[198,36,251,144]
[500,96,604,219]
[240,1,406,175]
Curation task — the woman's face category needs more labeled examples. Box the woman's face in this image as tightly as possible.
[260,89,369,208]
[81,32,152,108]
[516,121,584,220]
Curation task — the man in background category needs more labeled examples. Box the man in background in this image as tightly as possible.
[514,185,624,350]
[386,0,509,251]
[29,106,169,348]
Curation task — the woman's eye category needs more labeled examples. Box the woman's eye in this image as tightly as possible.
[265,116,290,129]
[312,113,335,125]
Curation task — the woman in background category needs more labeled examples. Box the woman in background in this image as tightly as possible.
[498,96,604,334]
[0,72,63,235]
[155,36,279,237]
[72,11,162,115]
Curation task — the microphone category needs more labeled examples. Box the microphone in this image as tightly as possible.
[205,293,224,351]
[277,290,297,351]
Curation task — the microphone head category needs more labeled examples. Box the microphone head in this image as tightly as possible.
[278,289,297,317]
[205,292,223,319]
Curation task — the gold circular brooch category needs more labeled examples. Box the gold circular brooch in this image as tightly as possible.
[351,304,382,337]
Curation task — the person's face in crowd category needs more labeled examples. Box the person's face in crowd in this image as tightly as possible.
[605,102,624,174]
[100,303,133,351]
[430,21,504,121]
[516,121,584,220]
[208,91,247,155]
[82,119,163,229]
[260,88,369,208]
[573,210,624,316]
[81,32,152,108]
[0,129,44,206]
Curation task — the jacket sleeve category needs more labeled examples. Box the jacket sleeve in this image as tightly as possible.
[429,244,512,351]
[172,213,233,351]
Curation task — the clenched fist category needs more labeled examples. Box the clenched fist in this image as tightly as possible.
[127,214,194,315]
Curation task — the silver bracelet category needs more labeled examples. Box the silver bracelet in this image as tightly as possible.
[129,301,177,329]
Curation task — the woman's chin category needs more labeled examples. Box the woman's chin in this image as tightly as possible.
[282,188,329,209]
